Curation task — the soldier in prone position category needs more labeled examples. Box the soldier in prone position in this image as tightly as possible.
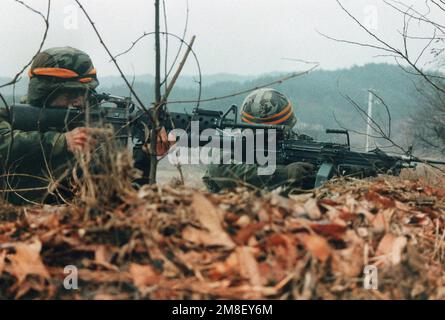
[202,88,315,193]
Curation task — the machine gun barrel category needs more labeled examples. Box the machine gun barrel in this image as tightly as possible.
[399,155,445,166]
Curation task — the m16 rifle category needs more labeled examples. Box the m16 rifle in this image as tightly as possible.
[8,95,445,188]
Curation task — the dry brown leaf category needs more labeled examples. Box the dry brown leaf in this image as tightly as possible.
[298,234,331,262]
[263,234,298,273]
[375,234,407,266]
[319,199,340,206]
[26,211,60,230]
[406,213,430,226]
[370,208,395,233]
[182,226,226,247]
[365,191,396,209]
[257,209,270,222]
[234,222,266,246]
[93,293,132,300]
[395,201,413,211]
[370,213,386,233]
[11,278,52,299]
[309,222,347,240]
[236,215,251,227]
[6,239,50,284]
[94,245,118,271]
[236,247,263,287]
[304,198,322,219]
[177,250,220,275]
[208,251,239,280]
[190,193,235,249]
[258,261,287,286]
[75,269,131,283]
[435,188,445,198]
[332,245,364,277]
[0,250,6,276]
[332,231,364,277]
[129,263,158,290]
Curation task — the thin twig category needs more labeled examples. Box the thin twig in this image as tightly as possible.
[167,64,319,105]
[74,0,149,115]
[0,0,51,89]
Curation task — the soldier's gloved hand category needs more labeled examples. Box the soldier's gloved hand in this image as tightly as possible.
[65,127,97,153]
[155,127,174,156]
[285,162,315,181]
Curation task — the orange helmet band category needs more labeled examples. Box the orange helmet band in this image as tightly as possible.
[29,67,97,82]
[242,109,294,125]
[241,103,292,121]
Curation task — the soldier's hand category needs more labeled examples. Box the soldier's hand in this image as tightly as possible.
[156,127,171,156]
[65,127,97,153]
[142,127,175,157]
[285,162,315,180]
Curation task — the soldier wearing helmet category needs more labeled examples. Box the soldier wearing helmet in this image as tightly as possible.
[26,47,100,107]
[240,88,297,128]
[0,47,164,204]
[202,88,314,193]
[0,47,102,204]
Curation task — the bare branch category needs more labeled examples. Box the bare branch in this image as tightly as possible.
[162,36,196,103]
[0,93,9,113]
[369,90,392,138]
[415,29,437,65]
[167,64,320,105]
[336,0,401,54]
[162,0,169,94]
[112,30,203,108]
[149,0,162,184]
[160,0,190,88]
[281,57,320,65]
[325,0,445,95]
[74,0,150,115]
[317,30,394,54]
[0,0,51,89]
[384,0,445,31]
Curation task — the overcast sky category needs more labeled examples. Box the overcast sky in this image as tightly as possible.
[0,0,442,79]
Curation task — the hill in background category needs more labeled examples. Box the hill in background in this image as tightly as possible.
[1,63,421,149]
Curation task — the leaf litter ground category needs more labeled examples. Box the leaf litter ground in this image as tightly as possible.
[1,172,445,299]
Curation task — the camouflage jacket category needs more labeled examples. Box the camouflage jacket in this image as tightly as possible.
[0,109,73,205]
[202,132,314,193]
[203,162,290,192]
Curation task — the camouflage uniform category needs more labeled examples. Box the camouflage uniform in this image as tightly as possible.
[202,88,314,193]
[0,47,99,205]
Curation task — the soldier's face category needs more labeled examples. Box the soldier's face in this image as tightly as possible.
[49,90,87,108]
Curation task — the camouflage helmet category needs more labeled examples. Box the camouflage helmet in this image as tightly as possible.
[27,47,99,106]
[240,88,297,128]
